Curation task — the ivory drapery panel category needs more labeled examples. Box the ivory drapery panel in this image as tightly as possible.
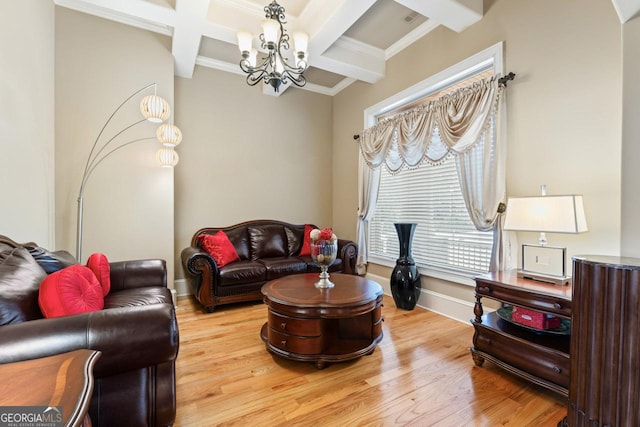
[355,77,511,274]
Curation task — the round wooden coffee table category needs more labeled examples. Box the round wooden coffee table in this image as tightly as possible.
[260,273,383,369]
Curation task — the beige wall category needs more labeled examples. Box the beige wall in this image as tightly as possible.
[621,15,640,257]
[0,1,55,246]
[333,0,622,303]
[55,8,176,285]
[174,68,333,279]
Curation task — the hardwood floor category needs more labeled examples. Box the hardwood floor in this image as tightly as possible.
[174,294,567,426]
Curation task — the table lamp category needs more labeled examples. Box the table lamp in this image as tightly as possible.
[503,185,588,285]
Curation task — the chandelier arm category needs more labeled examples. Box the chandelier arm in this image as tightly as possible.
[81,83,157,183]
[282,70,306,87]
[246,70,269,86]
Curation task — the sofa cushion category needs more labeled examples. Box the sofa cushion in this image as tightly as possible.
[87,252,111,296]
[104,286,173,308]
[259,257,308,280]
[248,225,287,260]
[199,231,240,267]
[38,264,104,318]
[284,226,303,256]
[218,260,267,286]
[225,227,250,260]
[0,247,47,325]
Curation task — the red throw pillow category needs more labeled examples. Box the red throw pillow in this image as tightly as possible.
[39,265,104,318]
[299,224,315,256]
[199,231,240,268]
[86,253,110,296]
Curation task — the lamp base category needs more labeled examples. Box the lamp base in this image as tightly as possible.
[517,269,572,286]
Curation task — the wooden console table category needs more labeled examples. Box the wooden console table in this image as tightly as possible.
[471,270,572,396]
[261,273,383,369]
[0,349,100,427]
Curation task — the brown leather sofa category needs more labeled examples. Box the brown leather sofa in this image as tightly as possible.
[0,236,178,427]
[181,220,358,312]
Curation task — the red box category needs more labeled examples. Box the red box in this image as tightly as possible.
[512,306,561,330]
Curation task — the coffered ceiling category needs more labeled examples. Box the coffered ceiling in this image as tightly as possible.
[54,0,640,96]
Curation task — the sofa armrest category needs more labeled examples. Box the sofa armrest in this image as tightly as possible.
[0,303,178,378]
[109,259,167,291]
[337,239,358,275]
[181,246,219,311]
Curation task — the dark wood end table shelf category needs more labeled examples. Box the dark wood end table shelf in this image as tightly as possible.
[470,270,572,397]
[261,273,383,369]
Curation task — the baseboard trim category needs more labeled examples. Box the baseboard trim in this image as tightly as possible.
[365,273,473,324]
[174,278,189,297]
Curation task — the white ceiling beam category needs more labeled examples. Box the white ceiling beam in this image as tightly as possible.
[54,0,176,33]
[610,0,640,23]
[172,0,210,78]
[300,0,377,57]
[393,0,482,32]
[313,36,385,84]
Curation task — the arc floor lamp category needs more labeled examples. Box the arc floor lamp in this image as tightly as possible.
[76,83,182,261]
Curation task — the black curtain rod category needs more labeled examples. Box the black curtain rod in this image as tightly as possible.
[353,72,516,140]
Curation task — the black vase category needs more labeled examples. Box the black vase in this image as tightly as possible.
[390,223,421,310]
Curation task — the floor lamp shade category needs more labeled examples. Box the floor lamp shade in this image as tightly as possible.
[140,95,170,123]
[156,147,179,167]
[156,124,182,147]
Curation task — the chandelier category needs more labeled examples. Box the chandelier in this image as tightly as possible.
[236,1,309,92]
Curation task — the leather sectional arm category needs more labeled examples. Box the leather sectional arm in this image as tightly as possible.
[0,303,179,378]
[109,259,167,291]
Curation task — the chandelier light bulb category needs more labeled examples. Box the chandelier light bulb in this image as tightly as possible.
[293,31,308,57]
[261,19,279,47]
[237,31,253,55]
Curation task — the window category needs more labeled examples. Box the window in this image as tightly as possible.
[365,43,503,283]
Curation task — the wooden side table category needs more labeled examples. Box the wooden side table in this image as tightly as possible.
[261,273,383,369]
[0,349,100,427]
[471,270,572,396]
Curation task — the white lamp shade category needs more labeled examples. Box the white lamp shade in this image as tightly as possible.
[261,19,279,45]
[237,31,253,53]
[156,124,182,147]
[156,147,179,167]
[140,95,170,123]
[293,31,308,54]
[504,195,588,234]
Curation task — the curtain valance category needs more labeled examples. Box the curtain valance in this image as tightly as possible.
[357,78,504,172]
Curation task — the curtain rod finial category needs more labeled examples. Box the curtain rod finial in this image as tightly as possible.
[498,72,515,87]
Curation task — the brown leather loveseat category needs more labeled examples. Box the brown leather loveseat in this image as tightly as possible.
[0,236,179,427]
[181,220,358,312]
